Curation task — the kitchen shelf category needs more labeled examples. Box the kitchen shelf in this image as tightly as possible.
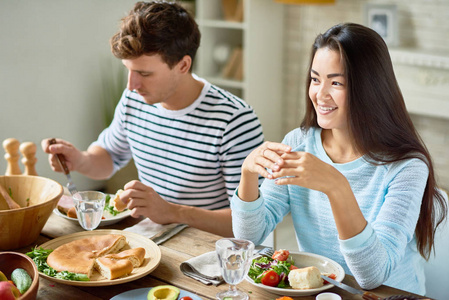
[194,0,284,142]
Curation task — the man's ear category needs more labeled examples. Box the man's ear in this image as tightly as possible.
[177,55,192,74]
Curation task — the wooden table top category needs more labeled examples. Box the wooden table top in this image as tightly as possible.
[11,213,424,300]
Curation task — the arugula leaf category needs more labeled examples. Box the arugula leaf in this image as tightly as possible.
[26,247,90,281]
[104,194,123,216]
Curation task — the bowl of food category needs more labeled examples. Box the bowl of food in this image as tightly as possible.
[0,175,63,250]
[0,251,39,300]
[245,249,345,296]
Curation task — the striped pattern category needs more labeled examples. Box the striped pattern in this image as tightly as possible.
[93,78,264,209]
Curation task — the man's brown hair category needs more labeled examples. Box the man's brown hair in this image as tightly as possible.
[110,1,200,70]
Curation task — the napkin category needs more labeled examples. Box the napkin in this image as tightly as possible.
[180,251,224,286]
[124,218,179,239]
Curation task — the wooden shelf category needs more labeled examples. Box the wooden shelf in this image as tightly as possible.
[194,0,283,141]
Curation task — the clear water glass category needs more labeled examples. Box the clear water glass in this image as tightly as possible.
[216,238,255,300]
[73,191,105,231]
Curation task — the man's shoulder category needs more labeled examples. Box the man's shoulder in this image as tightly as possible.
[203,83,252,111]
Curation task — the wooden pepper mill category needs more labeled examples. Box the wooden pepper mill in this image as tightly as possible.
[3,138,22,175]
[19,142,38,176]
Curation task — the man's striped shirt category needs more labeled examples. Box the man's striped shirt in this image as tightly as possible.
[92,77,264,210]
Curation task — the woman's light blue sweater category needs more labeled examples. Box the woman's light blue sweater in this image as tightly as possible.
[231,127,428,295]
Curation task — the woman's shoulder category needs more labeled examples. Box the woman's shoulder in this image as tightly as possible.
[382,155,429,180]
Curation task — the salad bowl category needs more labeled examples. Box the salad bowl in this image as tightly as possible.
[245,251,345,296]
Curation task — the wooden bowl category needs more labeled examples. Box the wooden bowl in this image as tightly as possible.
[0,175,63,250]
[0,252,39,300]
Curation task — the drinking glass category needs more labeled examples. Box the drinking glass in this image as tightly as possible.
[215,238,255,300]
[73,191,105,231]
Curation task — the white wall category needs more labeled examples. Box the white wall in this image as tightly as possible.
[0,0,136,190]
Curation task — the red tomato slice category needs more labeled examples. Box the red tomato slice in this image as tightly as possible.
[180,297,193,300]
[289,265,298,270]
[323,273,337,284]
[272,249,290,261]
[261,270,280,287]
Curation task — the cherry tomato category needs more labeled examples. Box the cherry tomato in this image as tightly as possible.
[272,249,290,261]
[179,297,193,300]
[289,265,298,270]
[261,270,280,287]
[322,273,337,284]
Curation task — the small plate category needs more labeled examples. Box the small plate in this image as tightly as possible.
[52,193,132,226]
[37,229,161,286]
[111,287,203,300]
[245,251,345,296]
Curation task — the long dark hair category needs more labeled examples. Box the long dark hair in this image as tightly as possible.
[301,23,447,259]
[110,1,201,69]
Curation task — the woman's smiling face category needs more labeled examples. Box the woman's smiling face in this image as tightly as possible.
[309,47,348,132]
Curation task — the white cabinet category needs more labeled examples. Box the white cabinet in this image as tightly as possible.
[194,0,284,142]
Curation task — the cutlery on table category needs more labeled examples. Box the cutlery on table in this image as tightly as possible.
[48,138,79,196]
[321,275,429,300]
[152,224,188,245]
[321,274,381,300]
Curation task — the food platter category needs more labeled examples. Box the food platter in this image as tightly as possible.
[110,287,203,300]
[245,251,345,296]
[52,207,132,226]
[37,229,161,286]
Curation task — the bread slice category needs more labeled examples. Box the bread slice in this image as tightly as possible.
[47,234,126,277]
[104,247,146,267]
[111,189,126,212]
[94,257,133,280]
[288,266,323,290]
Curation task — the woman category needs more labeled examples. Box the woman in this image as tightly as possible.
[231,23,447,294]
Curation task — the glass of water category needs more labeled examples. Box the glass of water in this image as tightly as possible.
[73,191,105,231]
[215,238,255,300]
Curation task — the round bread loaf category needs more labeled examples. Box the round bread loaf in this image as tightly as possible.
[47,234,126,277]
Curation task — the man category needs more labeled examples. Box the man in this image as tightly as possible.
[42,1,263,237]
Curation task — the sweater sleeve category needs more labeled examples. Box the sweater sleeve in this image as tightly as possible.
[231,129,303,245]
[339,158,428,289]
[220,107,264,201]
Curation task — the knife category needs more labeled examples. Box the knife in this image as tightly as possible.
[152,224,188,245]
[321,275,383,300]
[321,274,364,295]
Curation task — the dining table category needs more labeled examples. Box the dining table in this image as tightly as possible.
[12,211,426,300]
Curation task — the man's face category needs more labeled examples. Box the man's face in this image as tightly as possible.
[122,54,180,108]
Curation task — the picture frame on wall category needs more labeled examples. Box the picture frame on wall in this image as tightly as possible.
[364,4,398,47]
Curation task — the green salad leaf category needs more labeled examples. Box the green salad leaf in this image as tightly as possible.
[104,194,122,216]
[247,255,295,288]
[26,247,89,281]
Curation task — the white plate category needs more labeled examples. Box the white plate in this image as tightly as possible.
[53,207,132,226]
[245,251,345,297]
[111,287,203,300]
[37,229,161,286]
[52,194,132,226]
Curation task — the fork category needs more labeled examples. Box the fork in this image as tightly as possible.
[48,138,79,196]
[257,247,274,258]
